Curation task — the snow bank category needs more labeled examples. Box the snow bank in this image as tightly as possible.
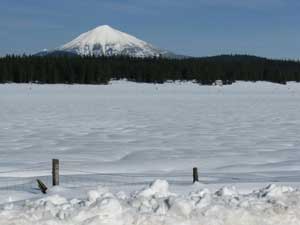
[1,180,300,225]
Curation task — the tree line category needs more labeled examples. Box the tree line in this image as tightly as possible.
[0,54,300,85]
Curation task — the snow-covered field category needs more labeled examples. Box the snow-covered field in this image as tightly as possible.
[1,81,300,224]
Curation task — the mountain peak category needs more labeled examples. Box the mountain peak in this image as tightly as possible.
[94,24,114,30]
[91,25,118,34]
[98,24,111,28]
[37,25,183,58]
[57,25,168,57]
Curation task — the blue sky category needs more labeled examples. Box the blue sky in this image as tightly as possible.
[0,0,299,58]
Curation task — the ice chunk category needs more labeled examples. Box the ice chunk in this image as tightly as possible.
[138,180,175,198]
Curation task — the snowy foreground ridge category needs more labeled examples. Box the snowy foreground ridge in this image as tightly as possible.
[1,180,300,225]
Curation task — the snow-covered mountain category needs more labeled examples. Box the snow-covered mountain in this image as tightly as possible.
[38,25,182,58]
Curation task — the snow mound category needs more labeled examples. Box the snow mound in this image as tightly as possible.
[1,180,300,225]
[137,179,175,198]
[256,184,294,198]
[215,186,239,197]
[37,194,68,205]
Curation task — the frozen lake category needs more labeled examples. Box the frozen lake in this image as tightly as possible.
[1,81,300,184]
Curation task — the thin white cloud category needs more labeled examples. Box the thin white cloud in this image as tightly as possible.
[197,0,285,9]
[0,17,64,30]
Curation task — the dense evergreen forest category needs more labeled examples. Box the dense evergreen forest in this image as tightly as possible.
[0,55,300,85]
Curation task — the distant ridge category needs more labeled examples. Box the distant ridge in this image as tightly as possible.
[2,54,300,85]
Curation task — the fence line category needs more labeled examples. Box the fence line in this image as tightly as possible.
[4,159,247,196]
[0,160,200,194]
[0,160,296,196]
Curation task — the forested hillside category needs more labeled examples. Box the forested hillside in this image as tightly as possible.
[0,55,299,85]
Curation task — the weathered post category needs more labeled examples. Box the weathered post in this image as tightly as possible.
[37,179,48,194]
[52,159,59,186]
[193,167,199,183]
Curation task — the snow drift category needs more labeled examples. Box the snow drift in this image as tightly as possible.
[1,180,300,225]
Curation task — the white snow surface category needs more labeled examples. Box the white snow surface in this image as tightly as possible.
[1,81,300,180]
[1,81,300,224]
[59,25,167,57]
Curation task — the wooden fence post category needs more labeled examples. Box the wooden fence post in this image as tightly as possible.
[193,167,199,183]
[37,179,48,194]
[52,159,59,186]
